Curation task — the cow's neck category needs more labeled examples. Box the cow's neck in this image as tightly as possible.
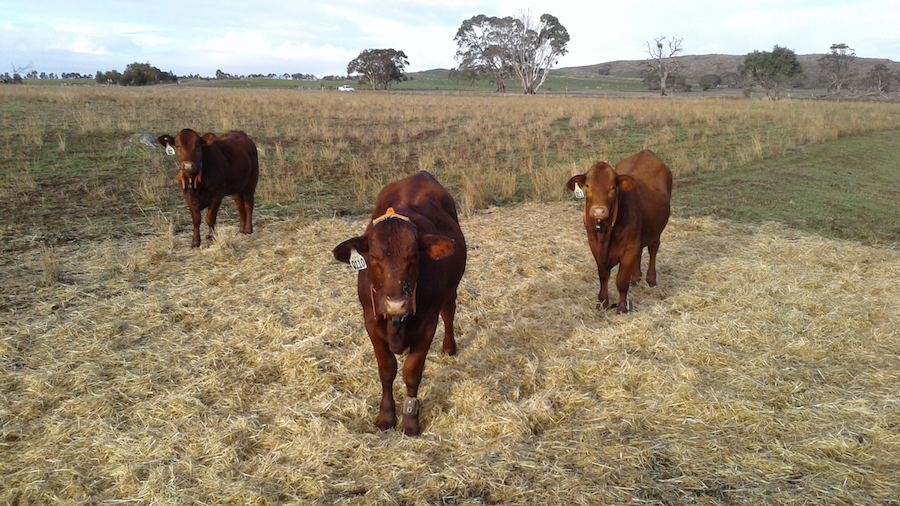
[590,198,619,237]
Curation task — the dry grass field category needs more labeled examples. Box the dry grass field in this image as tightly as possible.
[3,203,899,505]
[2,86,900,504]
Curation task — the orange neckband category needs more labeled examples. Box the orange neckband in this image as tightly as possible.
[372,207,411,225]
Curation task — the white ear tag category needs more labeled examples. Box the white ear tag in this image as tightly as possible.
[165,145,175,156]
[574,182,585,199]
[349,248,367,271]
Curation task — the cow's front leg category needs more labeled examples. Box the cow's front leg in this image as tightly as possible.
[185,200,203,248]
[205,196,223,245]
[370,337,398,431]
[597,268,611,310]
[400,323,436,435]
[615,258,636,314]
[631,249,644,286]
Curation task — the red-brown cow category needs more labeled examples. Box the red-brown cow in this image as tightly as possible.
[333,171,466,435]
[157,129,259,248]
[566,150,672,313]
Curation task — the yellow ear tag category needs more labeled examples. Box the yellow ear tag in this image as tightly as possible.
[574,182,585,199]
[349,248,367,271]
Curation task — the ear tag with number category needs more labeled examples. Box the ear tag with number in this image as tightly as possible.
[165,145,175,156]
[574,182,585,199]
[349,248,367,271]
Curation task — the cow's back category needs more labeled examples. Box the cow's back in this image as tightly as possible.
[615,150,672,201]
[375,172,461,234]
[208,131,259,195]
[372,171,466,296]
[616,150,672,239]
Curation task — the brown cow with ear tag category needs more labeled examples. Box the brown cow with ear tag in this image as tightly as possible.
[566,150,672,313]
[333,171,466,435]
[157,129,258,247]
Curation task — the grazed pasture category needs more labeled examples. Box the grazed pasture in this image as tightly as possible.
[3,86,900,252]
[3,203,899,505]
[1,87,900,504]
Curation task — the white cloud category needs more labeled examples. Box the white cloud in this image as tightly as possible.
[0,0,897,77]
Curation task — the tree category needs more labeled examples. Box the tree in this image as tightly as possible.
[509,11,569,94]
[347,49,409,90]
[862,63,895,95]
[738,45,803,100]
[818,43,856,94]
[699,74,722,91]
[452,11,568,94]
[119,62,175,86]
[95,63,174,86]
[453,14,518,92]
[95,70,121,84]
[645,36,683,96]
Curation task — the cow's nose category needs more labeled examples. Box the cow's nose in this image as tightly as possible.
[590,206,609,220]
[383,297,408,316]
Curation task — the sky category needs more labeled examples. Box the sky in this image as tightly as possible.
[2,0,898,78]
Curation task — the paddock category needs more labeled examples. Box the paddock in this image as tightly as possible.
[2,202,898,504]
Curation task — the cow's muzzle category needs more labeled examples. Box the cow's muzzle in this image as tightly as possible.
[178,162,201,191]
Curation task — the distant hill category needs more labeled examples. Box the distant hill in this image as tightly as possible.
[557,54,900,88]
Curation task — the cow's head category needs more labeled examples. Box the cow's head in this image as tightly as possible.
[157,129,217,190]
[567,161,636,233]
[333,208,455,321]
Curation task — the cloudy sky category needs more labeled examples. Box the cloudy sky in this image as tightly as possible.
[2,0,898,78]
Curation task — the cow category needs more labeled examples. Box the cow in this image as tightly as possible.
[566,150,672,314]
[157,129,259,248]
[333,171,467,435]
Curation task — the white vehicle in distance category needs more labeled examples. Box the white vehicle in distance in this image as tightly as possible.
[338,85,355,92]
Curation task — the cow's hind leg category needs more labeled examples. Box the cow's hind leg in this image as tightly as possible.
[232,192,254,235]
[646,239,661,287]
[440,296,458,356]
[232,194,247,233]
[241,191,254,234]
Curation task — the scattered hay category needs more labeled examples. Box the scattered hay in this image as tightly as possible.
[1,203,898,505]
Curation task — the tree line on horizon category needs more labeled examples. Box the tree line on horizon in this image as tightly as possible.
[5,20,897,97]
[638,41,896,98]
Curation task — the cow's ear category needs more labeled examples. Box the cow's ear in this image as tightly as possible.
[200,133,217,145]
[158,135,174,148]
[617,174,637,192]
[566,174,586,192]
[333,236,368,263]
[420,234,455,260]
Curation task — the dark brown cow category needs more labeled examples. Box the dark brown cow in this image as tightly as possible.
[566,150,672,313]
[157,129,259,247]
[333,171,466,435]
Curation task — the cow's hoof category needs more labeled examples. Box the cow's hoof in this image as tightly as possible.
[376,414,396,432]
[401,398,420,435]
[401,417,421,436]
